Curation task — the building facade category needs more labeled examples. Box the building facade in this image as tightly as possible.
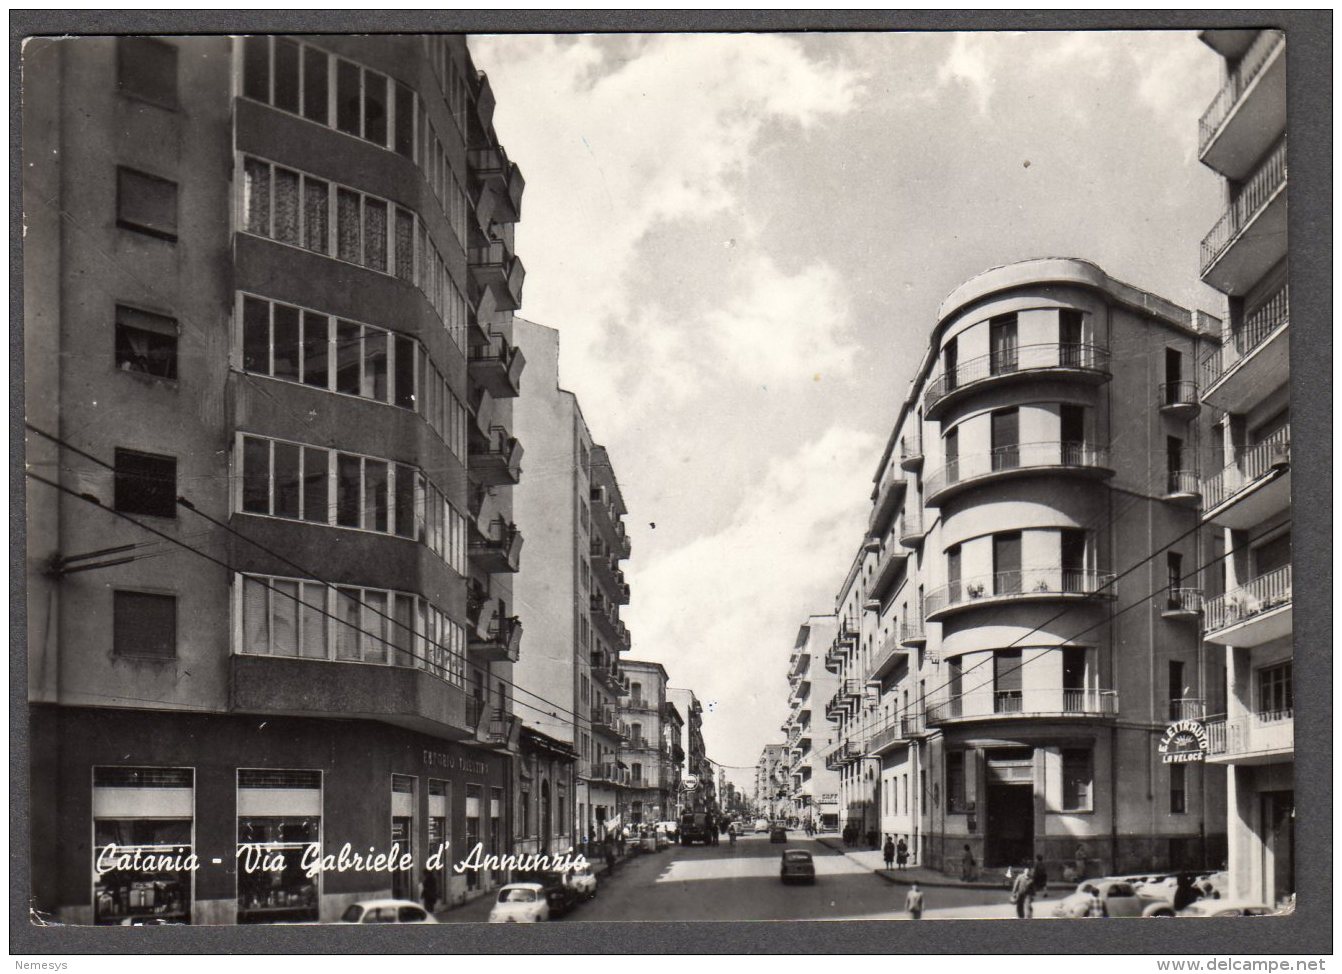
[780,616,841,830]
[25,34,528,922]
[669,689,713,814]
[754,745,789,822]
[618,660,679,825]
[1194,28,1292,907]
[825,258,1229,875]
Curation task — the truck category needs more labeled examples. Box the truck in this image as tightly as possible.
[679,811,715,845]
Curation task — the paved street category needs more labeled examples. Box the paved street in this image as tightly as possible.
[439,833,1015,922]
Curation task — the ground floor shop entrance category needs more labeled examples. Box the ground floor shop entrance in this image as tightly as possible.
[983,749,1034,868]
[1262,789,1294,906]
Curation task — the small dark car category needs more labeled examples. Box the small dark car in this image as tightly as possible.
[769,826,788,844]
[514,870,581,917]
[781,849,816,884]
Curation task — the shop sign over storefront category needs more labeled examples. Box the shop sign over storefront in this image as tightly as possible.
[1158,719,1209,763]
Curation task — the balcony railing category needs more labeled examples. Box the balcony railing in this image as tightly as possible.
[927,688,1118,723]
[467,516,523,574]
[469,427,523,486]
[866,712,925,753]
[1200,138,1287,275]
[924,342,1110,416]
[1162,587,1204,618]
[900,433,924,471]
[1158,380,1200,413]
[1201,426,1290,512]
[1168,697,1206,721]
[925,567,1115,619]
[467,333,525,399]
[899,618,926,646]
[1205,710,1294,760]
[925,441,1111,503]
[1203,565,1292,635]
[1201,284,1289,394]
[468,612,522,663]
[1165,470,1201,500]
[868,633,907,681]
[1199,30,1285,153]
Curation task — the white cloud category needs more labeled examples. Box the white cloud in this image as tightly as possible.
[935,33,996,113]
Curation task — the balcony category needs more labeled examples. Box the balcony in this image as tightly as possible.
[589,761,629,787]
[591,707,627,741]
[1164,470,1202,505]
[468,517,523,574]
[900,433,924,472]
[590,651,623,692]
[868,541,909,604]
[925,441,1112,507]
[467,145,525,224]
[1200,284,1288,413]
[1200,138,1287,295]
[924,567,1115,622]
[477,709,520,750]
[1199,30,1286,180]
[823,640,846,674]
[1161,588,1204,621]
[926,688,1118,725]
[467,334,525,399]
[897,510,926,548]
[823,690,846,723]
[1168,697,1207,722]
[1205,711,1293,765]
[1204,566,1291,647]
[868,632,909,682]
[1158,380,1200,420]
[867,713,925,756]
[468,612,522,663]
[837,621,859,645]
[899,618,926,647]
[869,466,908,534]
[923,343,1111,420]
[469,426,523,486]
[1201,427,1290,530]
[624,735,658,753]
[467,238,526,311]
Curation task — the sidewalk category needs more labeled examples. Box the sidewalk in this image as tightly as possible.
[816,836,1069,892]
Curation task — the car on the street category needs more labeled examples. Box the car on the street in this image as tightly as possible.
[1176,898,1281,918]
[1051,879,1175,918]
[657,820,680,842]
[769,826,788,844]
[780,849,816,885]
[513,869,582,916]
[679,811,715,845]
[337,899,438,924]
[754,818,770,834]
[562,862,598,901]
[489,884,550,923]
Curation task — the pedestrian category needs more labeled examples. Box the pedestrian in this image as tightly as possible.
[883,835,896,870]
[419,869,439,915]
[1172,872,1200,912]
[896,837,909,870]
[1011,863,1035,919]
[866,828,878,850]
[905,882,924,920]
[1032,854,1049,898]
[960,844,977,882]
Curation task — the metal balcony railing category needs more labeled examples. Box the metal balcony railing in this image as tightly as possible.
[1200,138,1287,275]
[1201,426,1290,511]
[1166,470,1201,498]
[924,342,1110,414]
[1198,30,1285,153]
[1158,380,1200,411]
[927,688,1118,723]
[925,441,1111,500]
[1201,284,1289,393]
[1205,710,1294,759]
[1168,697,1206,721]
[1163,588,1204,616]
[1203,565,1292,634]
[925,567,1115,618]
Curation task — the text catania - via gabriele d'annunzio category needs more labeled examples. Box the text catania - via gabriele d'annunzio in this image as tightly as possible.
[95,842,590,879]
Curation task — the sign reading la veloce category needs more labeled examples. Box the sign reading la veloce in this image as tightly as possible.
[1157,719,1209,764]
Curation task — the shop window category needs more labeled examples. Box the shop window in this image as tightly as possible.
[465,784,482,890]
[113,590,176,659]
[390,775,416,900]
[114,448,176,517]
[92,767,193,925]
[116,167,178,241]
[115,305,178,379]
[236,769,320,924]
[1062,748,1093,811]
[117,36,177,109]
[1169,763,1186,815]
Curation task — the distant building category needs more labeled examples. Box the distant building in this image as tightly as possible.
[619,660,679,824]
[780,615,840,830]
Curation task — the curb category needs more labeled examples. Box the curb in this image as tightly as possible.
[815,837,1067,892]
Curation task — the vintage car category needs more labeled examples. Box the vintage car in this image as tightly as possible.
[1177,898,1282,918]
[769,825,788,844]
[780,849,816,884]
[1051,879,1176,918]
[337,899,438,924]
[563,862,598,900]
[489,884,550,923]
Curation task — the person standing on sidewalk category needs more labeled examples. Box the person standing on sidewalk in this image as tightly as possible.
[960,844,977,882]
[896,837,909,870]
[420,869,439,915]
[883,835,896,871]
[905,883,925,920]
[1011,864,1035,919]
[1031,854,1049,899]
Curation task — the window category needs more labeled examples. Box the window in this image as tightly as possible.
[1061,529,1088,591]
[1169,763,1186,814]
[945,751,966,813]
[1257,662,1292,718]
[1060,403,1086,459]
[1167,435,1185,492]
[1059,309,1084,366]
[113,590,176,658]
[942,336,958,390]
[989,313,1018,374]
[117,167,177,241]
[992,532,1021,595]
[114,448,176,517]
[1061,748,1092,811]
[946,544,962,602]
[115,305,178,379]
[993,649,1022,712]
[990,408,1019,470]
[117,37,177,108]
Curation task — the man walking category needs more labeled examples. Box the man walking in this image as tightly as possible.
[905,883,925,920]
[883,835,896,871]
[1011,863,1035,919]
[419,869,439,915]
[1032,854,1049,900]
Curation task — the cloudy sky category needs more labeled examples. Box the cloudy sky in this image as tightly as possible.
[471,30,1226,790]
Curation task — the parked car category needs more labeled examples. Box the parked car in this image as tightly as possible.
[780,849,816,885]
[563,862,598,901]
[769,826,788,844]
[1051,879,1175,918]
[337,899,438,924]
[754,818,770,834]
[489,884,550,923]
[514,869,581,917]
[1177,898,1280,918]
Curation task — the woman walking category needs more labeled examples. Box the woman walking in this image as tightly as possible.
[882,835,896,870]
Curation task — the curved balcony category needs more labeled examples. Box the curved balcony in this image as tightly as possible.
[899,618,926,647]
[924,567,1115,622]
[1161,588,1203,621]
[1201,428,1290,530]
[899,434,924,472]
[897,510,926,548]
[926,688,1118,726]
[1164,471,1202,505]
[925,441,1112,507]
[1204,565,1291,647]
[923,343,1111,420]
[1158,380,1200,419]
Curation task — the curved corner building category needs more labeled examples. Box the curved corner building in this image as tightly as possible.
[25,35,526,923]
[829,258,1228,876]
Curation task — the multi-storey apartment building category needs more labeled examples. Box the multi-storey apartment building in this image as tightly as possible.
[618,660,679,825]
[755,744,789,821]
[825,257,1228,875]
[781,615,840,831]
[669,688,712,813]
[25,34,527,923]
[511,317,633,846]
[1194,29,1291,907]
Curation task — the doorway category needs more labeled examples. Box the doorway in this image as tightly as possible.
[984,748,1035,868]
[1261,790,1294,905]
